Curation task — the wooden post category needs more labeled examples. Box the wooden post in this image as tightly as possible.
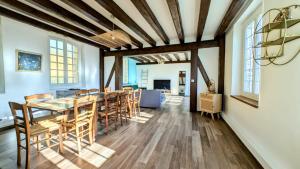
[99,49,104,92]
[190,49,198,112]
[218,35,225,110]
[218,35,225,95]
[115,55,123,90]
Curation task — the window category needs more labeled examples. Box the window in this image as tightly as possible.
[243,16,262,98]
[49,39,79,85]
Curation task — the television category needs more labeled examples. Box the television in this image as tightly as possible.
[154,80,171,90]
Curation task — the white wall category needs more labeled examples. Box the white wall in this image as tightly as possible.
[137,63,191,95]
[222,0,300,168]
[0,17,100,119]
[104,56,115,91]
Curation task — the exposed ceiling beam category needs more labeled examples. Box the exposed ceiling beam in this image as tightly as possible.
[28,0,104,35]
[163,54,172,61]
[60,0,143,49]
[183,52,189,61]
[138,56,151,63]
[129,57,144,63]
[104,40,218,56]
[173,53,180,61]
[153,54,164,61]
[137,60,190,65]
[96,0,156,47]
[131,0,169,44]
[215,0,247,38]
[166,0,185,44]
[196,0,211,42]
[0,3,108,49]
[144,55,157,62]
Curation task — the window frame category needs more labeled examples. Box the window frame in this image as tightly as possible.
[241,10,262,100]
[48,37,80,88]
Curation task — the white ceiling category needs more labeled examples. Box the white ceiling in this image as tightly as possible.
[13,0,233,49]
[82,0,233,47]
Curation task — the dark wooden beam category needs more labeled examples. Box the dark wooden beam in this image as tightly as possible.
[184,52,189,61]
[144,55,157,62]
[28,0,104,35]
[100,49,105,92]
[166,0,185,43]
[129,57,144,63]
[215,0,246,38]
[218,35,225,96]
[105,61,115,87]
[1,0,94,36]
[0,6,108,49]
[96,0,156,46]
[197,0,211,42]
[136,60,190,65]
[173,53,180,61]
[115,55,123,90]
[104,40,218,56]
[131,0,169,44]
[61,0,143,49]
[163,54,172,61]
[153,54,164,61]
[190,49,198,112]
[138,56,151,63]
[197,56,210,88]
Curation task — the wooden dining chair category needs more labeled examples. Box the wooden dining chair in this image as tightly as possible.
[118,92,129,125]
[25,93,59,124]
[98,92,119,134]
[123,87,134,117]
[9,102,63,169]
[132,89,142,116]
[104,87,112,93]
[62,95,97,153]
[75,89,89,97]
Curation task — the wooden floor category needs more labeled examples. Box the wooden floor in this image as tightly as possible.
[0,96,262,169]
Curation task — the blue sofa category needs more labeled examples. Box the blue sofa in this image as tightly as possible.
[140,90,164,108]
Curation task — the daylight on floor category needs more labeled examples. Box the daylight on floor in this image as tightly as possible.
[0,0,299,168]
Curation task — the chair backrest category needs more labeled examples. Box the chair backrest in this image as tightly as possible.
[89,88,100,95]
[123,87,133,92]
[75,89,89,97]
[25,93,54,103]
[104,87,112,93]
[24,93,54,123]
[104,92,119,114]
[118,92,128,111]
[9,102,31,138]
[134,89,142,102]
[73,95,97,124]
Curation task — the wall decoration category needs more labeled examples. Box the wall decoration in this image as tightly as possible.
[252,5,300,66]
[16,50,42,71]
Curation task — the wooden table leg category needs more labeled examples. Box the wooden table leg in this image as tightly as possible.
[58,127,64,153]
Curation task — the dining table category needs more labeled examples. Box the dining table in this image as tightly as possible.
[26,90,129,141]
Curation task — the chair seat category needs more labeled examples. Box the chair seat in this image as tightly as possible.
[30,120,60,136]
[63,119,90,128]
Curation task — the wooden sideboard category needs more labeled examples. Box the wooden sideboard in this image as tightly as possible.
[200,93,222,120]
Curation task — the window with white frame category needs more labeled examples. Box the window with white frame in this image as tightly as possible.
[49,39,79,85]
[243,15,262,98]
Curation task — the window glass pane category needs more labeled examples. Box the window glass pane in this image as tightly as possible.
[58,49,63,56]
[58,63,64,70]
[57,41,63,49]
[58,56,64,63]
[67,44,72,51]
[50,40,56,48]
[68,78,73,83]
[58,77,64,84]
[50,55,57,62]
[51,78,57,84]
[50,63,57,69]
[58,70,64,77]
[50,48,56,55]
[50,70,57,76]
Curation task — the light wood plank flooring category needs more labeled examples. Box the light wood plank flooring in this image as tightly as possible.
[0,96,262,169]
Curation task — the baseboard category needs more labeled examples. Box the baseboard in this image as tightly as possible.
[221,113,272,169]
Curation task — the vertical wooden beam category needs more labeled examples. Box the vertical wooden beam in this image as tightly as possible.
[190,49,198,112]
[218,35,225,95]
[115,55,123,90]
[100,49,105,92]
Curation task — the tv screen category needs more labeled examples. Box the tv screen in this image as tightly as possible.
[154,80,171,90]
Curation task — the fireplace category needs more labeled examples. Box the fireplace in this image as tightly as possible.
[154,80,171,90]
